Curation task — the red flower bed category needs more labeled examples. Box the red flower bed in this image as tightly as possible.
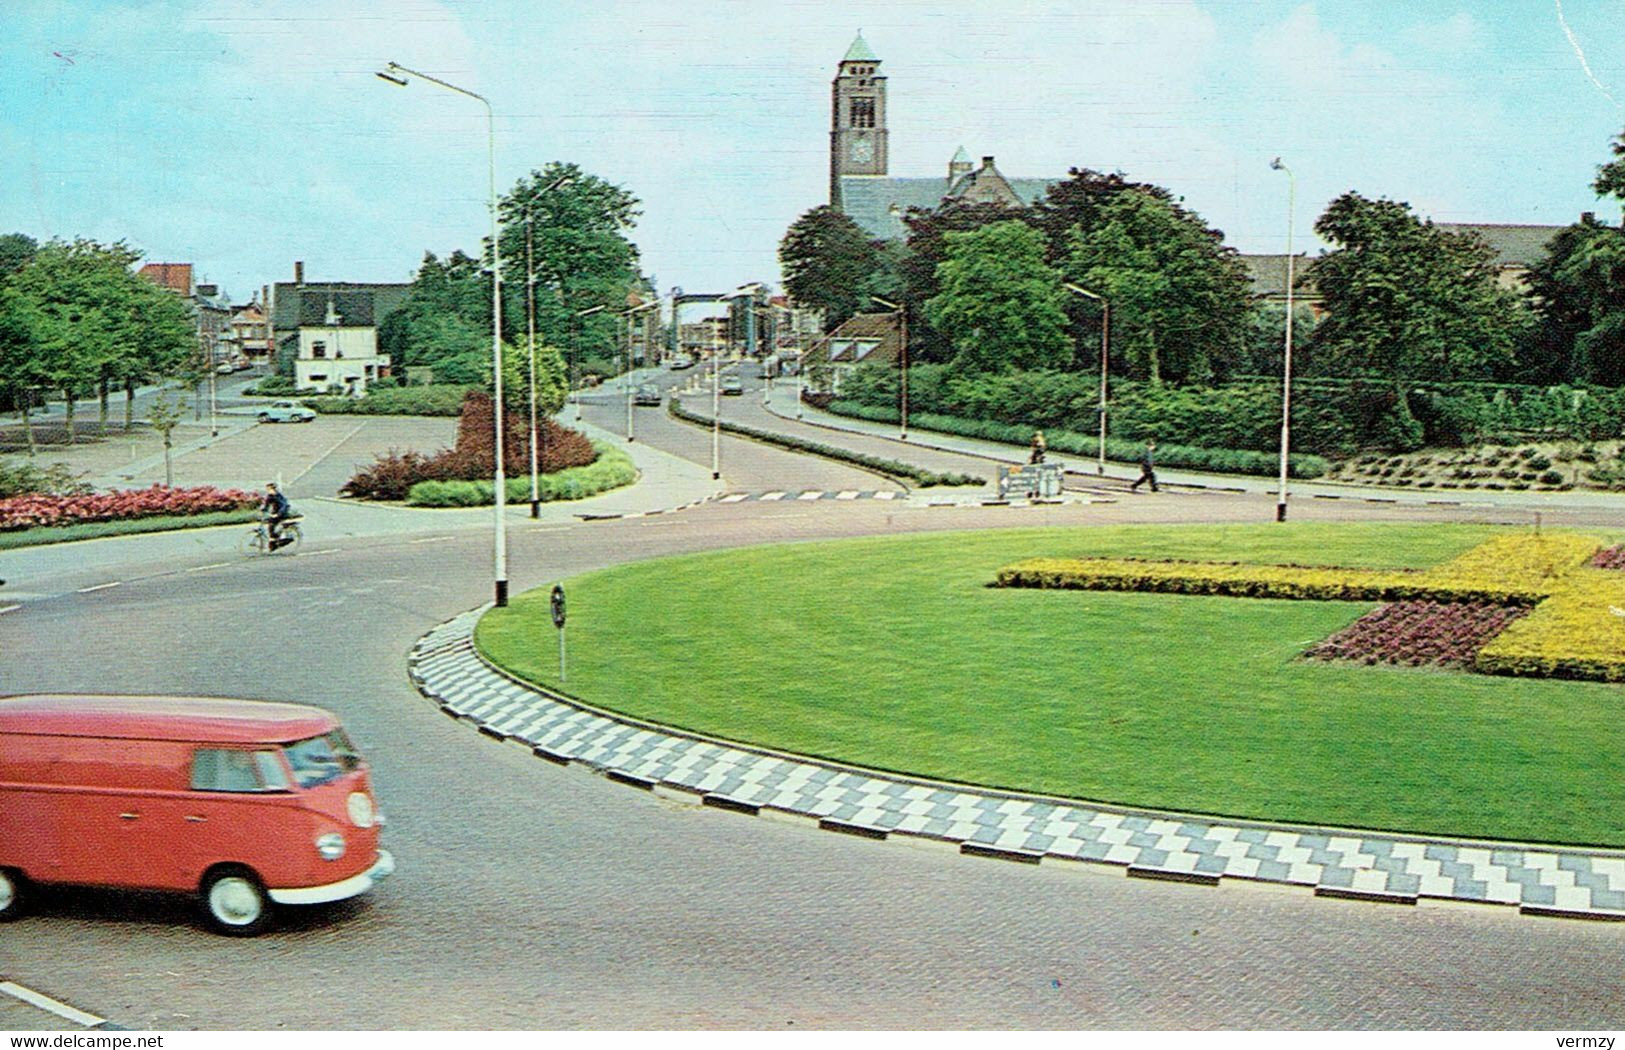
[1305,600,1529,669]
[1589,545,1625,570]
[0,484,258,532]
[342,391,596,500]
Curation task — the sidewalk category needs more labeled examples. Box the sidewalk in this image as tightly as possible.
[411,608,1625,921]
[761,396,1625,512]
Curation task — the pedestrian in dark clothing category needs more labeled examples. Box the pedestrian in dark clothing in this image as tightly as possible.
[1029,430,1047,464]
[1130,440,1159,492]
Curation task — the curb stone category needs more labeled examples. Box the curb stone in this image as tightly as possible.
[408,607,1625,920]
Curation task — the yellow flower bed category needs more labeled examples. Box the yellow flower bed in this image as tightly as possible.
[997,532,1625,682]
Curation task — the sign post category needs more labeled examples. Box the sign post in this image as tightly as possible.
[550,584,567,683]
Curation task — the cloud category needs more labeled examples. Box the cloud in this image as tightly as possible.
[1401,12,1482,52]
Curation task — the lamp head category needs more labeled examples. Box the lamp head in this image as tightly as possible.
[1270,157,1284,171]
[376,69,409,87]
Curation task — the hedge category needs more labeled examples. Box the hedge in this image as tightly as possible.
[302,384,473,417]
[405,442,637,507]
[826,400,1329,480]
[668,397,983,488]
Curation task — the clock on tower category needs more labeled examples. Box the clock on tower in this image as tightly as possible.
[850,138,873,164]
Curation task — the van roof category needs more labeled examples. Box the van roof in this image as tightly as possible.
[0,695,339,744]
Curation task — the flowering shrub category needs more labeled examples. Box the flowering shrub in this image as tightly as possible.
[997,530,1625,682]
[0,485,257,532]
[1589,545,1625,570]
[1306,601,1530,668]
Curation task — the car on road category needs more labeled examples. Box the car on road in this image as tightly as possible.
[633,384,662,406]
[0,694,394,936]
[258,400,315,424]
[669,355,695,370]
[720,374,744,396]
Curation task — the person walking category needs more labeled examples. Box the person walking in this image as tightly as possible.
[1130,439,1159,492]
[1029,430,1047,464]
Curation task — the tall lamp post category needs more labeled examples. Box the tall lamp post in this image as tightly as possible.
[870,296,908,440]
[377,60,510,607]
[1270,157,1296,523]
[1065,283,1110,475]
[524,175,573,518]
[573,304,606,422]
[714,284,761,480]
[622,300,658,441]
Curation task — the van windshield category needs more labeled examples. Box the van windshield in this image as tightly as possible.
[281,729,361,788]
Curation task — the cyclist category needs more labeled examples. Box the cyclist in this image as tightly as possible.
[261,482,295,550]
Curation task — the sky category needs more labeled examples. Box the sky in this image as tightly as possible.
[3,0,1625,304]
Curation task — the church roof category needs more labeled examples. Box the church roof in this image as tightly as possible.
[838,175,1058,240]
[843,32,878,63]
[1434,222,1564,268]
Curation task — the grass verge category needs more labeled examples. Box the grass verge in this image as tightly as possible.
[477,522,1625,847]
[405,441,637,506]
[0,508,261,549]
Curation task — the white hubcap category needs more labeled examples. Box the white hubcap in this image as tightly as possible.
[209,877,262,925]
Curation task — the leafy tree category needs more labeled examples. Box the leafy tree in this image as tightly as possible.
[778,205,880,331]
[900,199,1026,363]
[1593,126,1625,203]
[1521,218,1625,385]
[1064,189,1254,384]
[0,233,37,279]
[924,220,1071,373]
[1308,193,1529,384]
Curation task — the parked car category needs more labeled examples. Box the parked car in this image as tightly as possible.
[669,355,695,370]
[721,374,745,396]
[633,384,662,406]
[0,694,394,935]
[258,400,315,424]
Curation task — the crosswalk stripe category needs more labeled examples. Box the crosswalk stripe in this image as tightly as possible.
[797,491,823,501]
[874,491,899,500]
[836,490,859,500]
[718,493,749,503]
[760,491,786,501]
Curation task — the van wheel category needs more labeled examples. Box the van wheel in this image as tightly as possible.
[0,869,25,922]
[201,867,272,936]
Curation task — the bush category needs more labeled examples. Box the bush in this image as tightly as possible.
[342,390,596,500]
[0,484,257,532]
[244,375,298,396]
[302,384,473,417]
[1538,469,1566,485]
[0,460,90,499]
[405,442,637,506]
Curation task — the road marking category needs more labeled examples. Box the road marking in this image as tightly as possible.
[529,525,572,533]
[287,419,370,486]
[408,536,455,545]
[76,581,122,593]
[875,491,900,500]
[835,490,859,500]
[0,604,20,615]
[186,562,231,572]
[0,981,106,1028]
[301,548,340,556]
[718,493,749,503]
[759,491,786,501]
[796,491,823,501]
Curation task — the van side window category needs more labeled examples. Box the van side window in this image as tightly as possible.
[254,750,292,791]
[191,748,270,792]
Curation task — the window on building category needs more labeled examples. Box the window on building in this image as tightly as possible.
[850,97,875,129]
[312,340,327,359]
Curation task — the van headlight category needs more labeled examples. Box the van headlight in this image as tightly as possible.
[315,832,347,861]
[347,791,375,828]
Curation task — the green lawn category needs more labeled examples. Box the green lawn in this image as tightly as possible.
[475,522,1625,847]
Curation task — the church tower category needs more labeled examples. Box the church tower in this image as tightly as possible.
[829,32,888,207]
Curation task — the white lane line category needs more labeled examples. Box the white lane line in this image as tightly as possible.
[76,581,122,593]
[301,548,340,556]
[718,493,749,503]
[0,981,106,1028]
[835,490,859,500]
[0,604,20,615]
[286,419,370,486]
[759,491,787,501]
[408,536,454,545]
[796,491,823,501]
[186,562,231,572]
[529,526,572,533]
[875,491,900,500]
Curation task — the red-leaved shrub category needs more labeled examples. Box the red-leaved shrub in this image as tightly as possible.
[1305,600,1529,669]
[342,391,596,500]
[1589,545,1625,571]
[0,485,257,532]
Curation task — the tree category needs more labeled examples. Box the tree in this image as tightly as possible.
[900,199,1027,362]
[1064,189,1254,384]
[1308,193,1529,385]
[924,220,1071,373]
[778,206,880,331]
[1593,126,1625,203]
[1521,218,1625,385]
[0,233,37,279]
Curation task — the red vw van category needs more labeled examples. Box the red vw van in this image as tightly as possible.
[0,694,394,935]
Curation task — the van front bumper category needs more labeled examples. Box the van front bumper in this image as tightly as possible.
[268,849,395,906]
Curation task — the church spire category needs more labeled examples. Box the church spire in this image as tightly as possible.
[843,31,878,63]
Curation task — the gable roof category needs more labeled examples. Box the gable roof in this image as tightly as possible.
[838,174,1056,240]
[1435,223,1564,269]
[271,281,413,331]
[808,311,903,367]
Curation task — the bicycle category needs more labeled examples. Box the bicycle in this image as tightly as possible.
[241,516,303,556]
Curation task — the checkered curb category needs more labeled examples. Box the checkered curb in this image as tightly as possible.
[409,609,1625,920]
[574,494,717,521]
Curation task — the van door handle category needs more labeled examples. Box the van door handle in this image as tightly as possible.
[118,812,139,820]
[185,815,207,823]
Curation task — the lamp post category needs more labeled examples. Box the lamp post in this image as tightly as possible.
[378,60,510,607]
[1270,157,1296,523]
[623,300,658,441]
[1064,283,1110,475]
[870,296,908,440]
[524,175,572,518]
[572,304,606,423]
[713,284,761,480]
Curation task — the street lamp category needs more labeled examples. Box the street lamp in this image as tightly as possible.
[1065,283,1110,475]
[573,304,606,422]
[377,60,510,607]
[524,174,572,518]
[622,300,658,442]
[870,296,908,440]
[1270,157,1296,523]
[714,284,761,480]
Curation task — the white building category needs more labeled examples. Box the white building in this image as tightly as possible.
[294,295,391,394]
